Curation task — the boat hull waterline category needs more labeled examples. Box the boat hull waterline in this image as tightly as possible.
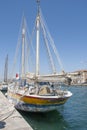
[8,91,72,112]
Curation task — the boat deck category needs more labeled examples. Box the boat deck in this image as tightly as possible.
[0,91,33,130]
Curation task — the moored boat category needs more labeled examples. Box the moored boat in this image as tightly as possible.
[7,0,72,112]
[8,88,72,112]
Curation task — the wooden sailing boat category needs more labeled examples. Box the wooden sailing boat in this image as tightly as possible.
[0,54,8,91]
[7,0,72,112]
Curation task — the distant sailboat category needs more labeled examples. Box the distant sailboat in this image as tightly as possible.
[7,0,72,112]
[4,54,8,83]
[0,54,8,91]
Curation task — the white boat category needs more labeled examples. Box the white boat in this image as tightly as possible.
[7,0,72,112]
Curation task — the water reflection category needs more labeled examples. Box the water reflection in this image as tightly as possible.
[19,110,69,130]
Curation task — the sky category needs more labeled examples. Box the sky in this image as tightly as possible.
[0,0,87,79]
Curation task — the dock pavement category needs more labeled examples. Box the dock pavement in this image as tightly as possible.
[0,91,33,130]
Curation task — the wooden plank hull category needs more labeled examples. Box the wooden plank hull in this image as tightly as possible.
[8,91,71,112]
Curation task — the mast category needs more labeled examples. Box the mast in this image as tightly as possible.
[4,54,8,82]
[21,18,25,77]
[36,0,40,76]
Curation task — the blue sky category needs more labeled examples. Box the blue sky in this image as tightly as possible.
[0,0,87,79]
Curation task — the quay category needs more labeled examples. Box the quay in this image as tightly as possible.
[0,91,33,130]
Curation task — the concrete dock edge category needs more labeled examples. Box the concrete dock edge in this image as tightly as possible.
[0,91,33,130]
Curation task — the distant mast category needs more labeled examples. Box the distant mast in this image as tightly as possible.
[4,54,8,82]
[36,0,40,76]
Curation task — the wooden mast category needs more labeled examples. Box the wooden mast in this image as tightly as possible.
[36,0,40,76]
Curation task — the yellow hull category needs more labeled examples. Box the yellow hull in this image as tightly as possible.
[8,91,70,112]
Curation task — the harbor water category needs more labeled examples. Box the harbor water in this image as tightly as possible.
[19,86,87,130]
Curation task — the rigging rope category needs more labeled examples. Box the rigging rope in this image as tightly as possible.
[40,9,64,72]
[10,15,36,79]
[40,15,56,74]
